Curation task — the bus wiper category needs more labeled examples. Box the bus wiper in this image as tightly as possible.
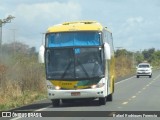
[77,60,89,78]
[61,61,73,79]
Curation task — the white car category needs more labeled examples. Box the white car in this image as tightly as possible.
[136,63,152,78]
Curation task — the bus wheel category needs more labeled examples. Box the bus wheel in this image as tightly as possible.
[52,99,60,107]
[99,97,106,105]
[107,94,113,101]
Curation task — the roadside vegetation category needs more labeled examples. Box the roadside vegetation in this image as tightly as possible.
[0,42,46,111]
[115,48,160,78]
[115,49,134,78]
[0,41,160,111]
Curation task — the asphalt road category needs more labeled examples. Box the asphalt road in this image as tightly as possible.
[2,70,160,120]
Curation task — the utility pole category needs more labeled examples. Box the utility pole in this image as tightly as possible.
[0,15,15,57]
[10,29,17,56]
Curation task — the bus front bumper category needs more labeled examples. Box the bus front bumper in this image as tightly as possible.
[48,87,106,100]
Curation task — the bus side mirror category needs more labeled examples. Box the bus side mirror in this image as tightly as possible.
[104,43,111,60]
[38,45,45,63]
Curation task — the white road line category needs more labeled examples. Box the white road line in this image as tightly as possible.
[122,102,128,105]
[131,96,136,99]
[115,76,135,84]
[35,105,52,111]
[116,72,160,85]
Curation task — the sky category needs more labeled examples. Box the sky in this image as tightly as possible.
[1,0,160,51]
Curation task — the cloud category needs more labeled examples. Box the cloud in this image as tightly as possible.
[3,1,82,49]
[13,1,81,23]
[1,0,160,51]
[126,17,144,26]
[123,16,144,33]
[114,16,145,50]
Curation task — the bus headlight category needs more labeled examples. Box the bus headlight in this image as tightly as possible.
[47,85,61,90]
[91,83,105,89]
[55,86,61,90]
[91,85,97,89]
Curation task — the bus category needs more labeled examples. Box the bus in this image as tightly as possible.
[39,21,115,106]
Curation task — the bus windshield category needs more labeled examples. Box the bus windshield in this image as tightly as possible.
[45,47,104,80]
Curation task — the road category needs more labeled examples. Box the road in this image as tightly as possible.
[2,70,160,120]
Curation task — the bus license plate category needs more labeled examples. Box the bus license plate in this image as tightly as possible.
[71,92,80,96]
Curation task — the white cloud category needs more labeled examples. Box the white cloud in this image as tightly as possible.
[3,1,82,49]
[122,16,144,32]
[1,0,160,51]
[126,17,144,26]
[13,1,82,24]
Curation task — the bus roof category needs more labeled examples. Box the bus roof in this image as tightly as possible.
[47,21,111,33]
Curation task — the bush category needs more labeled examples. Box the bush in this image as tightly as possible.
[0,42,46,111]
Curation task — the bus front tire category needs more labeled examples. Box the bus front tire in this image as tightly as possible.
[99,97,106,105]
[52,99,60,107]
[107,94,113,101]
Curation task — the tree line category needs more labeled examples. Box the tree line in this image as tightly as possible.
[114,48,160,77]
[115,48,160,67]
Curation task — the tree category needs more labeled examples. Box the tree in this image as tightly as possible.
[142,48,155,62]
[150,50,160,67]
[115,49,127,57]
[135,51,144,64]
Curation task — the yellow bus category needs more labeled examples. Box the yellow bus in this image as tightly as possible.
[40,21,115,106]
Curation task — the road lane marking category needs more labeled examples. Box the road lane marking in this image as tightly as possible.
[122,102,128,105]
[131,96,136,99]
[115,76,135,84]
[116,71,160,85]
[117,73,160,108]
[35,105,52,111]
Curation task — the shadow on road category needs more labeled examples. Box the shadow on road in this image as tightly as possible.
[10,100,51,111]
[54,99,100,108]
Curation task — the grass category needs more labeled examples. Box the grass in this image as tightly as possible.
[0,54,47,111]
[0,91,47,111]
[115,55,136,78]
